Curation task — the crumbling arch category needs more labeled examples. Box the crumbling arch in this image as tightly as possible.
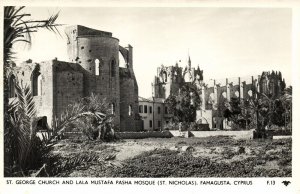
[196,117,209,124]
[235,91,239,97]
[119,51,127,68]
[248,90,253,97]
[162,71,167,82]
[119,46,129,65]
[221,92,227,98]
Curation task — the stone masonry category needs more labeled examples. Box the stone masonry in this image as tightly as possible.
[152,57,286,130]
[7,25,142,132]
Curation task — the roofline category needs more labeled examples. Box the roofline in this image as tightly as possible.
[77,35,119,41]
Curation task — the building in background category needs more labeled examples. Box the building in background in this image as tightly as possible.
[147,56,286,130]
[138,97,172,131]
[153,56,204,99]
[7,25,142,132]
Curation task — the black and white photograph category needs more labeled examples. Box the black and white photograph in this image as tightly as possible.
[2,2,299,192]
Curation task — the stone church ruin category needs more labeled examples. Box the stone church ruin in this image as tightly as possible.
[7,25,142,132]
[153,57,286,130]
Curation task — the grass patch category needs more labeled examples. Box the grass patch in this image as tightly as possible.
[104,148,291,177]
[47,137,292,177]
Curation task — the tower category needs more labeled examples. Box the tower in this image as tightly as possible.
[153,63,184,99]
[65,25,121,128]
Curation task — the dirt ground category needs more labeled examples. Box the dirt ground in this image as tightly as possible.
[49,136,292,177]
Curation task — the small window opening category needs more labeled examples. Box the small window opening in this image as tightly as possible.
[128,105,133,116]
[95,59,100,76]
[111,59,116,77]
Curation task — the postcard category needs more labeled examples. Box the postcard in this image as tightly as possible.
[1,1,299,194]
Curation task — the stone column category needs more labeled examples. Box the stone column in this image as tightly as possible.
[226,78,231,101]
[214,80,218,105]
[240,81,244,99]
[201,85,205,110]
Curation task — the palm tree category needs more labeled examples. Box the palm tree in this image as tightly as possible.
[241,94,271,138]
[4,6,61,66]
[52,93,115,140]
[4,6,61,176]
[4,6,61,129]
[5,82,39,176]
[4,7,116,176]
[5,80,114,176]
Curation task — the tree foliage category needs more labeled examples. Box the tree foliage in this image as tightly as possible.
[56,93,116,141]
[5,81,115,176]
[4,6,61,65]
[223,89,292,133]
[4,7,62,176]
[165,84,201,123]
[4,83,53,176]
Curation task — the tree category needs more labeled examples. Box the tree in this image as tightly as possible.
[4,6,61,65]
[165,83,201,123]
[4,6,61,177]
[223,97,261,130]
[236,93,283,137]
[223,97,241,119]
[5,82,115,176]
[279,87,292,130]
[5,82,53,176]
[4,6,61,135]
[56,93,116,141]
[223,97,245,130]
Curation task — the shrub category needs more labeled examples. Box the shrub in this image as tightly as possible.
[54,93,116,141]
[4,83,54,176]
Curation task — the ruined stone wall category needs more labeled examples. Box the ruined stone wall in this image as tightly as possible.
[153,62,286,131]
[231,84,240,99]
[51,61,84,122]
[118,45,141,131]
[8,25,142,132]
[154,65,183,99]
[65,25,121,129]
[54,71,83,118]
[35,61,55,125]
[7,61,55,126]
[119,67,140,131]
[205,87,214,110]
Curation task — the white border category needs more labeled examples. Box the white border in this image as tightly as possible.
[0,1,299,194]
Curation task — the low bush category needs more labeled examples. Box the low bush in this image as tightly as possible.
[104,149,291,177]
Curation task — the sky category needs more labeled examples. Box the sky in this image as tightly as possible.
[13,7,292,98]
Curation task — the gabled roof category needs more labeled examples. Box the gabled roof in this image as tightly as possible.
[138,96,166,103]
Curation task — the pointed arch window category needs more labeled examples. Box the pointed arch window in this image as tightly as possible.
[248,90,253,97]
[32,70,42,96]
[95,59,100,76]
[111,103,115,115]
[162,71,167,82]
[111,59,116,77]
[128,105,133,116]
[9,75,16,98]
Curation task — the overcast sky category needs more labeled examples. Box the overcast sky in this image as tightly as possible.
[13,7,292,98]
